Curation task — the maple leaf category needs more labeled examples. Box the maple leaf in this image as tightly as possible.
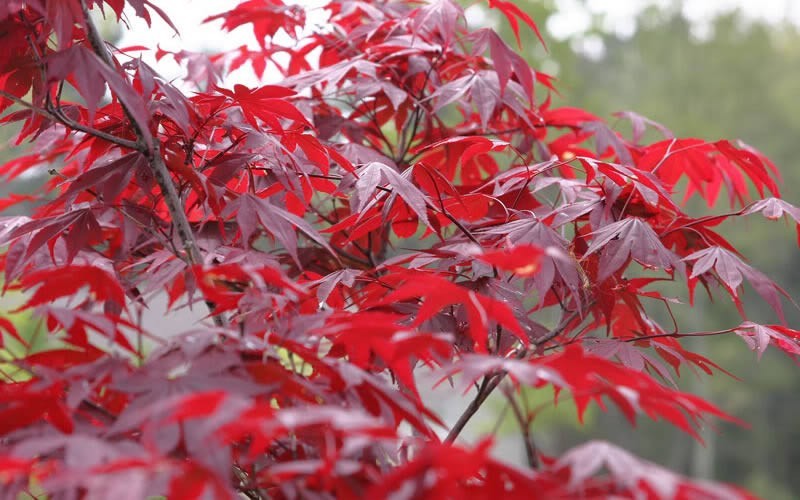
[366,439,538,499]
[0,380,74,436]
[744,197,800,245]
[351,162,432,230]
[470,29,535,101]
[1,208,107,275]
[440,354,566,393]
[224,193,334,265]
[613,110,674,145]
[638,138,780,208]
[734,322,800,360]
[18,265,126,311]
[553,441,746,499]
[214,84,309,132]
[315,311,452,396]
[446,346,740,440]
[684,246,791,321]
[412,0,464,44]
[46,46,152,144]
[542,106,601,128]
[204,0,306,48]
[478,217,586,302]
[475,243,544,276]
[584,338,676,385]
[311,268,361,306]
[487,0,547,49]
[650,336,733,379]
[422,136,510,168]
[62,152,145,206]
[382,271,528,352]
[580,157,678,212]
[193,262,305,315]
[584,217,684,280]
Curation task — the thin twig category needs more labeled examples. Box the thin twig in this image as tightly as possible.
[0,90,142,150]
[232,465,266,500]
[78,0,223,327]
[444,307,583,444]
[445,374,501,444]
[504,387,539,469]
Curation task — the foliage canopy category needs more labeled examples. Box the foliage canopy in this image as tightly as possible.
[0,0,798,498]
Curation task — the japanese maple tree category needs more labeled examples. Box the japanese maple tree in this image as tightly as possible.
[0,0,797,498]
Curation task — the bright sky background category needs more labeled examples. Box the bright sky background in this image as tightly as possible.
[116,0,800,81]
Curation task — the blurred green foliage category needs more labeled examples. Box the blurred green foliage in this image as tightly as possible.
[0,293,47,383]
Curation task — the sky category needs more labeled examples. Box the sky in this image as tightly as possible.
[116,0,800,81]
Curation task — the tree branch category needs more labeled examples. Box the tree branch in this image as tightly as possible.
[444,307,583,444]
[505,387,539,469]
[78,0,223,327]
[0,90,142,151]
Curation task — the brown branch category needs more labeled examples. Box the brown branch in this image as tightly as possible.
[14,18,142,151]
[444,307,583,444]
[445,374,502,444]
[621,328,737,343]
[505,387,539,469]
[78,1,223,327]
[531,312,580,348]
[54,107,143,150]
[232,465,266,500]
[0,90,142,151]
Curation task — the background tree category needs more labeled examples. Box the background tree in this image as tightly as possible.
[0,1,798,498]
